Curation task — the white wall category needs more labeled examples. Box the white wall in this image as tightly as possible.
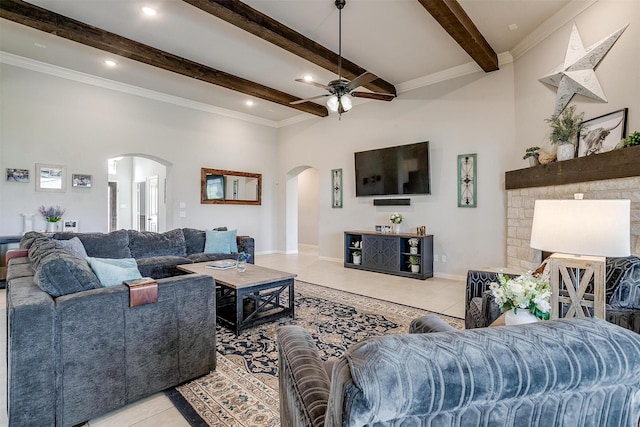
[514,0,639,164]
[298,167,319,246]
[0,64,279,252]
[277,65,516,278]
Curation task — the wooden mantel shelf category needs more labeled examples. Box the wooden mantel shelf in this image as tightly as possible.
[505,145,640,190]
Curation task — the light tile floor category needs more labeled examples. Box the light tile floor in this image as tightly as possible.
[1,247,465,426]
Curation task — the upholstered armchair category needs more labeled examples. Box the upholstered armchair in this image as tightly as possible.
[277,317,640,426]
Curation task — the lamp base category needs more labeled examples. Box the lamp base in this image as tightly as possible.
[549,253,606,319]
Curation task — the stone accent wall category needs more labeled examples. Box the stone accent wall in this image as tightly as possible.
[507,176,640,271]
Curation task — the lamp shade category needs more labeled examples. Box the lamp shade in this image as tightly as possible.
[530,199,630,257]
[326,95,339,112]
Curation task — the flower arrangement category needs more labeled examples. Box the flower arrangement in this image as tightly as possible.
[389,212,403,224]
[489,271,551,320]
[408,238,419,247]
[545,105,584,145]
[39,205,65,223]
[237,252,251,262]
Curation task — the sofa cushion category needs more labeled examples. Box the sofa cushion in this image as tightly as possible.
[128,229,187,258]
[136,256,193,279]
[56,230,132,259]
[204,229,237,254]
[34,251,102,297]
[55,237,88,259]
[86,257,142,287]
[183,228,206,255]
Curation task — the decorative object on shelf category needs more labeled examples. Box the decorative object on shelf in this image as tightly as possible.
[352,251,361,265]
[408,238,419,254]
[72,174,92,188]
[63,220,79,232]
[39,205,65,232]
[6,168,29,183]
[545,105,584,161]
[408,255,420,273]
[576,108,627,157]
[389,212,403,233]
[623,130,640,147]
[538,23,628,116]
[537,149,556,164]
[36,163,66,193]
[236,252,251,273]
[489,271,551,324]
[331,168,343,208]
[416,226,426,236]
[457,153,477,207]
[523,147,541,166]
[375,225,383,232]
[21,213,34,235]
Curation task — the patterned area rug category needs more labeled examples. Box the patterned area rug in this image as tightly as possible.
[167,281,464,426]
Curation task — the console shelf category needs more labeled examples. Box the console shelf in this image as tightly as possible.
[344,231,433,280]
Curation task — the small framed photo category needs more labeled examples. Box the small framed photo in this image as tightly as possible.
[6,168,29,183]
[383,225,392,233]
[577,108,627,157]
[375,225,383,232]
[36,163,66,192]
[72,174,92,188]
[63,220,79,232]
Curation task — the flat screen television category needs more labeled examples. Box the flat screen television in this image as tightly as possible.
[355,141,430,197]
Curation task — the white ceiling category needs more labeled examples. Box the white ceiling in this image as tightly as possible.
[0,0,589,125]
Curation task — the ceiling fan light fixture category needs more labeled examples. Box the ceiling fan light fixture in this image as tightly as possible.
[341,94,353,111]
[327,95,339,112]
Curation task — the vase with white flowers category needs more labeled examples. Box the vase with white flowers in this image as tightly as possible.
[489,271,551,325]
[408,237,420,254]
[389,212,403,233]
[39,205,65,233]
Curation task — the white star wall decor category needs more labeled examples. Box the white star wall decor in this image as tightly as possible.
[539,23,628,116]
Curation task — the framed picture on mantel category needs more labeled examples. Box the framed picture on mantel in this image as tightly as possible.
[577,108,627,157]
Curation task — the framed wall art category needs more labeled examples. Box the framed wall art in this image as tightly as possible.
[331,168,343,208]
[577,108,627,157]
[457,154,477,208]
[72,174,92,188]
[6,168,29,183]
[63,219,79,232]
[36,163,66,192]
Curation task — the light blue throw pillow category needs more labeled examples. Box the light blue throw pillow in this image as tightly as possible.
[204,229,238,254]
[55,237,88,259]
[86,257,142,287]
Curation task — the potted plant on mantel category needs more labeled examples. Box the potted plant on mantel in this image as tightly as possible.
[545,105,584,161]
[523,146,541,166]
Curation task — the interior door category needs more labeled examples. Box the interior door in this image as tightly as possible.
[147,175,159,232]
[108,181,118,232]
[136,182,146,231]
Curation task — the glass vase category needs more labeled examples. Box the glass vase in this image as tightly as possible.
[236,258,247,273]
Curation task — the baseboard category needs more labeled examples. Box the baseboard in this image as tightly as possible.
[298,243,319,250]
[433,272,466,281]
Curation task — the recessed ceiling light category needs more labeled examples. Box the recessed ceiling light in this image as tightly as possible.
[104,60,117,67]
[508,23,518,31]
[303,75,313,82]
[142,6,157,16]
[245,100,255,107]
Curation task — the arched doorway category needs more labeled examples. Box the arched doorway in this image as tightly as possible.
[285,165,319,254]
[107,154,171,232]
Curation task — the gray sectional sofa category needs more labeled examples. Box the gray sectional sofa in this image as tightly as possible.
[278,317,640,426]
[6,228,254,426]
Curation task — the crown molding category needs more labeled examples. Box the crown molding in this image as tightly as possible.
[510,0,599,60]
[0,51,280,128]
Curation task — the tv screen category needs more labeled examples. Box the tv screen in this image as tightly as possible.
[355,142,430,197]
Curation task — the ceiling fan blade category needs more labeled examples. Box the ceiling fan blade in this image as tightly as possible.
[352,91,396,101]
[345,72,378,91]
[295,79,331,90]
[290,94,330,105]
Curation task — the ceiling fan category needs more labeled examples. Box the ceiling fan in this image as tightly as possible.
[291,0,396,116]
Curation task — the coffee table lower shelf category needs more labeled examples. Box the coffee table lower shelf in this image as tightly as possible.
[216,278,295,335]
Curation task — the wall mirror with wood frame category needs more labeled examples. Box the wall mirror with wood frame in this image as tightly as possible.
[201,168,261,205]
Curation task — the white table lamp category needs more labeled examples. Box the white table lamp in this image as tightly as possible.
[530,199,630,319]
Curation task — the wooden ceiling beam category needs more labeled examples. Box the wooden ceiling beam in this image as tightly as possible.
[416,0,498,72]
[0,0,328,117]
[182,0,397,96]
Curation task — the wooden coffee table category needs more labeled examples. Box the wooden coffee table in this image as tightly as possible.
[178,262,297,335]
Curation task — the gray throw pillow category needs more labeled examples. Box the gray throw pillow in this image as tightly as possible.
[55,237,88,259]
[34,252,102,297]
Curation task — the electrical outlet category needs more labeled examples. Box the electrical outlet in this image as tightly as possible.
[434,254,439,262]
[442,255,447,263]
[179,211,186,218]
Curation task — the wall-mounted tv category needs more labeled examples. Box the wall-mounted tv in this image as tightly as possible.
[355,141,430,197]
